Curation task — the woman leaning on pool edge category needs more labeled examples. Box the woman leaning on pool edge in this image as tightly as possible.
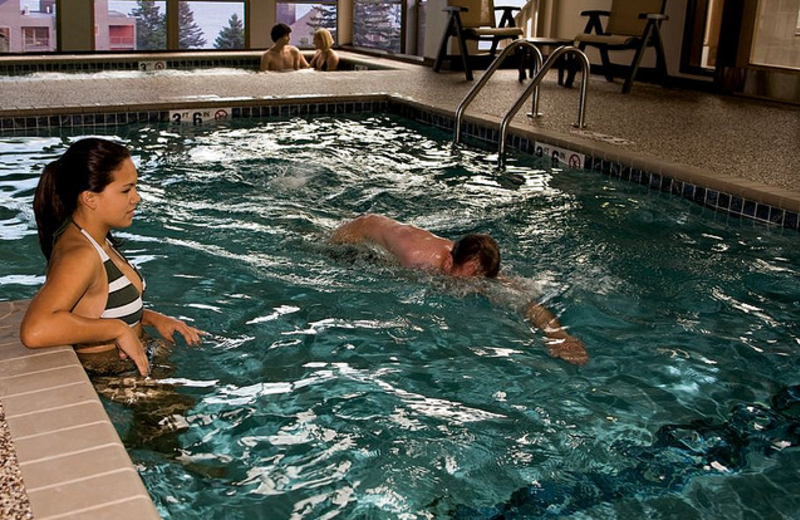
[20,138,202,377]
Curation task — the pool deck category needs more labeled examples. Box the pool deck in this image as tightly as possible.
[1,50,799,519]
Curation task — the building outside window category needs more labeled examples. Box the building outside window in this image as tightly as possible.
[22,26,49,51]
[276,1,337,48]
[0,27,10,52]
[0,0,56,53]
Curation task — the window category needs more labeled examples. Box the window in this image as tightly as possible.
[179,1,246,50]
[98,1,167,51]
[109,25,135,49]
[751,0,800,70]
[22,27,50,51]
[0,28,9,53]
[276,1,337,48]
[353,0,402,53]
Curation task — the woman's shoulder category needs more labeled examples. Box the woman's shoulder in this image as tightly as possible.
[49,230,101,270]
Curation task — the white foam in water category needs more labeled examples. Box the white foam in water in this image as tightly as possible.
[0,67,255,82]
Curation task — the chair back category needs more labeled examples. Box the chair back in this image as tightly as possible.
[514,0,539,37]
[448,0,495,28]
[606,0,666,36]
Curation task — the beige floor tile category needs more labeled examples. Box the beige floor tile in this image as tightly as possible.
[27,470,158,520]
[21,444,135,491]
[6,400,109,439]
[14,421,122,463]
[3,380,100,417]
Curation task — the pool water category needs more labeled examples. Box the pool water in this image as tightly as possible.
[1,115,799,519]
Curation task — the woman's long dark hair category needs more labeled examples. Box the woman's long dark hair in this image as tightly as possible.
[34,138,130,260]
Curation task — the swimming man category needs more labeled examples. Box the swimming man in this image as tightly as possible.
[260,23,309,72]
[330,214,588,365]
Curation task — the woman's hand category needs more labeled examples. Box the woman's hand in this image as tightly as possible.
[115,324,150,377]
[143,310,204,346]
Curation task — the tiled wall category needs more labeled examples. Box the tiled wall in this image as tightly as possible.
[1,97,797,232]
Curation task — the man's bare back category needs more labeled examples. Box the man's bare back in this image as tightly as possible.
[330,214,588,365]
[260,45,308,71]
[331,214,453,273]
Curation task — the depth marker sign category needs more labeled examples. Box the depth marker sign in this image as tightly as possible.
[533,142,585,169]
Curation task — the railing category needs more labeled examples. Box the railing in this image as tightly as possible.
[453,43,591,167]
[454,39,544,144]
[498,46,591,166]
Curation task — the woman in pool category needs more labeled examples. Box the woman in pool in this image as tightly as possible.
[20,138,202,378]
[309,28,339,72]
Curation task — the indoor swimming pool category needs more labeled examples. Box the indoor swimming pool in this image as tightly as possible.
[1,114,799,519]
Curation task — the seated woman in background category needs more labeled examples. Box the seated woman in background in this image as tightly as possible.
[309,28,339,72]
[20,138,203,379]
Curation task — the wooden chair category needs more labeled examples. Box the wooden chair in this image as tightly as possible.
[433,0,524,81]
[567,0,669,93]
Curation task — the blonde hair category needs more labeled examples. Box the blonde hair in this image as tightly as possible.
[314,28,334,51]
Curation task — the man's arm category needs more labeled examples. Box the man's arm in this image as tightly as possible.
[525,302,588,365]
[330,214,392,246]
[293,47,310,69]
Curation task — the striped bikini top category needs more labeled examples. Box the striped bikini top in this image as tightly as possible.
[77,226,145,326]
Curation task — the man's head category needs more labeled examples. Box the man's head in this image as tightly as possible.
[271,23,291,44]
[448,234,501,278]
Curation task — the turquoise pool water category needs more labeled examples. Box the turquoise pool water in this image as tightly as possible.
[1,115,799,519]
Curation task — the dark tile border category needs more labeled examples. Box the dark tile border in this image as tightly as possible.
[0,96,797,233]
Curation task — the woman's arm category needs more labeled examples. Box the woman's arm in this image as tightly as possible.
[326,50,339,71]
[142,309,203,346]
[20,246,150,375]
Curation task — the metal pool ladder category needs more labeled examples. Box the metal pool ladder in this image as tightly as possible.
[453,42,591,166]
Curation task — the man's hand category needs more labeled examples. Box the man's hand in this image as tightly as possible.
[545,335,589,366]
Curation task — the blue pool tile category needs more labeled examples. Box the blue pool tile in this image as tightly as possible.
[649,173,662,189]
[639,171,651,186]
[705,190,718,207]
[756,203,770,222]
[729,196,743,214]
[671,180,683,195]
[785,212,799,230]
[682,183,694,200]
[742,200,757,218]
[769,208,785,225]
[629,168,642,183]
[717,193,731,210]
[660,177,673,192]
[693,187,706,204]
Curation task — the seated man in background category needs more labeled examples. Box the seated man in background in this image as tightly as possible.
[330,214,588,365]
[260,23,309,72]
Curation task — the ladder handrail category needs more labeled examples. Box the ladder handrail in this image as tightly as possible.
[498,46,591,166]
[454,40,544,144]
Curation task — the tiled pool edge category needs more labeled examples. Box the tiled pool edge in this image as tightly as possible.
[2,94,794,231]
[0,300,160,520]
[388,97,800,231]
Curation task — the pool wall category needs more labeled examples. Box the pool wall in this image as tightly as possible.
[0,51,392,76]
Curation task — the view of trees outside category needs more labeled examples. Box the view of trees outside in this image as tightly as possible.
[353,0,401,53]
[276,2,337,48]
[129,1,166,50]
